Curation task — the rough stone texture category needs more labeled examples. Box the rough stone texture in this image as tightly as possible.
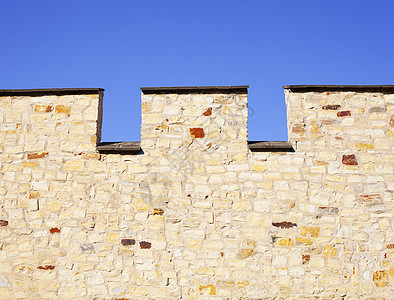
[0,88,393,298]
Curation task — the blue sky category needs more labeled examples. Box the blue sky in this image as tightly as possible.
[1,1,394,142]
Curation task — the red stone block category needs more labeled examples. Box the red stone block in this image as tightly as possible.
[342,154,358,165]
[49,227,60,234]
[37,265,55,270]
[189,128,205,138]
[337,110,351,117]
[302,254,310,264]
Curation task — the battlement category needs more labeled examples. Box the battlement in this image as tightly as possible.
[0,85,393,298]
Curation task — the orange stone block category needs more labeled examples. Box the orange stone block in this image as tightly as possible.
[203,107,212,116]
[34,105,53,112]
[27,152,48,159]
[29,192,40,199]
[55,105,71,115]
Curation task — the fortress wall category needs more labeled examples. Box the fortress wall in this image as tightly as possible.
[0,86,392,298]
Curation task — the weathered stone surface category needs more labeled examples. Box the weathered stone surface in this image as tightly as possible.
[0,276,11,287]
[0,88,392,298]
[80,243,94,253]
[292,124,305,135]
[369,107,387,113]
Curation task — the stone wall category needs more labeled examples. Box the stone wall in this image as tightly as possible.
[0,86,393,299]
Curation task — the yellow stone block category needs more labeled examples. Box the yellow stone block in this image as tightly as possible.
[81,153,100,160]
[373,270,388,287]
[276,238,293,247]
[2,164,22,172]
[186,239,203,250]
[237,248,254,258]
[280,286,290,295]
[257,180,272,189]
[22,161,37,168]
[141,102,151,112]
[247,212,269,226]
[233,200,252,211]
[322,244,338,258]
[106,232,120,244]
[132,197,150,210]
[128,286,150,296]
[18,241,33,252]
[64,159,84,171]
[301,226,320,237]
[79,262,95,271]
[296,237,313,245]
[195,268,215,275]
[47,200,61,211]
[59,288,76,299]
[199,284,216,296]
[252,164,267,172]
[357,143,374,150]
[0,288,12,299]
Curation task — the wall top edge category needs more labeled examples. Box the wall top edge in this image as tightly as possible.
[283,85,394,93]
[0,88,104,97]
[140,85,249,94]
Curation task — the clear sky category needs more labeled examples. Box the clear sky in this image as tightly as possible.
[2,1,394,142]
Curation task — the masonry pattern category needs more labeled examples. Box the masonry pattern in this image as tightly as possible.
[0,86,393,299]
